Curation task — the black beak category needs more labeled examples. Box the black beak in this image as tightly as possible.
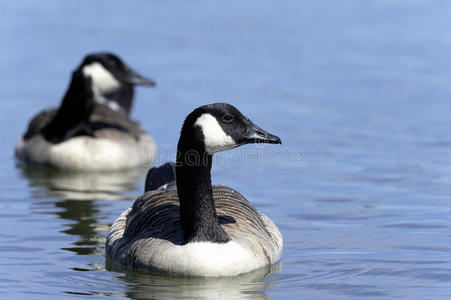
[243,121,282,145]
[122,68,156,87]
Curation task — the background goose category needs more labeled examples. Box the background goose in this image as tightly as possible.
[15,52,157,171]
[106,103,283,277]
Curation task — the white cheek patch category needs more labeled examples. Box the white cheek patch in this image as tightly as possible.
[82,62,121,95]
[194,113,236,154]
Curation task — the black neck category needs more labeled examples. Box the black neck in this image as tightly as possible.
[176,131,230,244]
[104,85,134,115]
[42,72,95,143]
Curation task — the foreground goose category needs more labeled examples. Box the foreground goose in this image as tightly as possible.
[15,52,157,171]
[106,103,283,277]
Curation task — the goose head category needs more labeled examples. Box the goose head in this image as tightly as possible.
[180,103,281,155]
[77,52,155,95]
[72,52,155,114]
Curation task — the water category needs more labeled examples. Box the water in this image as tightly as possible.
[1,0,451,299]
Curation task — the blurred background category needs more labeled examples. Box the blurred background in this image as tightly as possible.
[1,1,451,299]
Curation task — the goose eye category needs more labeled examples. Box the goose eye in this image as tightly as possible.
[222,113,234,123]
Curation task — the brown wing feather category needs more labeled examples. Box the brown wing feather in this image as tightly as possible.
[23,108,57,140]
[22,104,147,141]
[89,105,147,141]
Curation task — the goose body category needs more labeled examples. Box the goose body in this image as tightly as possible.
[15,52,156,171]
[106,103,283,276]
[16,105,154,171]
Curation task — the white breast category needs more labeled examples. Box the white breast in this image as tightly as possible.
[15,134,155,171]
[138,241,262,277]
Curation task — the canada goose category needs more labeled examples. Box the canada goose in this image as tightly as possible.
[106,103,283,277]
[15,52,157,171]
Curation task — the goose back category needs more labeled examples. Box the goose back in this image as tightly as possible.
[106,185,282,275]
[16,104,155,170]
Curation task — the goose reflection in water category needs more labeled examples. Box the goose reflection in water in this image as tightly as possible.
[17,164,147,256]
[107,259,282,300]
[18,164,147,200]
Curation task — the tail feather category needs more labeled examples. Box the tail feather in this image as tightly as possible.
[144,162,176,192]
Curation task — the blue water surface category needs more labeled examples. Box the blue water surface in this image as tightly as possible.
[1,1,451,299]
